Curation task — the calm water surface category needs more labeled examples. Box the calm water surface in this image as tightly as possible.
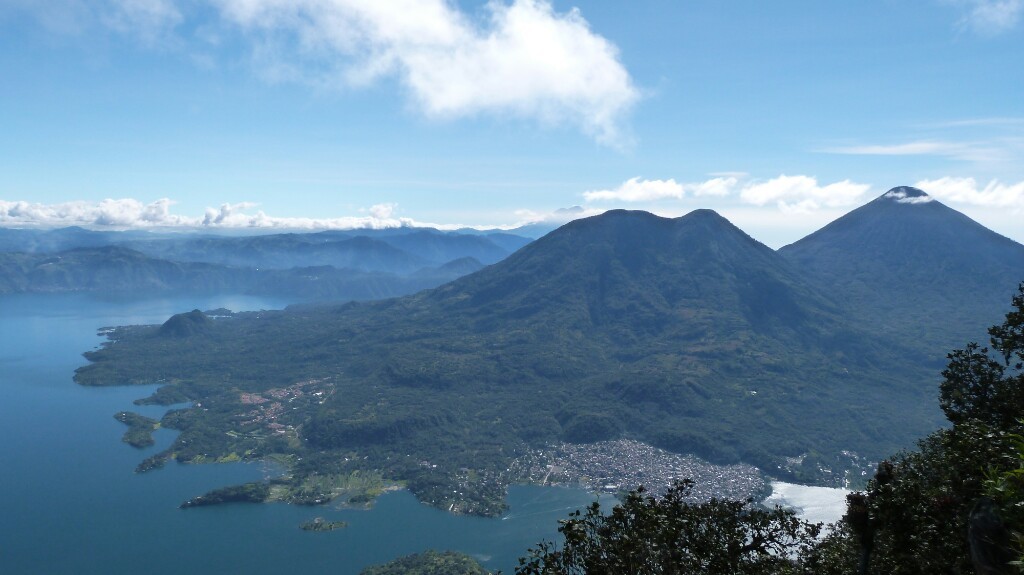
[0,293,603,574]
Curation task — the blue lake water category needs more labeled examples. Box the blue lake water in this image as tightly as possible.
[0,293,606,574]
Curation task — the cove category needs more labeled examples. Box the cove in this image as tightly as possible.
[0,293,605,574]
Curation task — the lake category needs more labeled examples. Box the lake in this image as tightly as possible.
[0,293,609,574]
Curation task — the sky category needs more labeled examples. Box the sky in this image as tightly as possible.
[0,0,1022,247]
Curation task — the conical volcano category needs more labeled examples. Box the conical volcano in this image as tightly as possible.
[780,186,1024,355]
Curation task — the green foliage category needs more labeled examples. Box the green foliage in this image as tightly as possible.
[839,283,1024,574]
[180,482,270,508]
[514,282,1024,575]
[360,550,490,575]
[985,431,1024,570]
[158,310,212,338]
[560,412,621,443]
[74,209,947,516]
[113,411,159,448]
[0,243,490,301]
[299,517,348,532]
[516,480,821,575]
[780,189,1024,358]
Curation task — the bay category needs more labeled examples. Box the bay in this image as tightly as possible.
[0,293,604,574]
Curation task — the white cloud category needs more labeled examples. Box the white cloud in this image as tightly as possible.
[6,0,638,143]
[583,176,738,202]
[512,205,601,226]
[882,188,934,204]
[0,198,460,230]
[929,117,1024,128]
[828,141,964,155]
[104,0,183,43]
[956,0,1023,34]
[0,198,194,227]
[212,0,639,145]
[914,177,1024,210]
[368,202,396,219]
[691,177,737,197]
[583,177,685,202]
[824,139,1007,164]
[739,175,871,214]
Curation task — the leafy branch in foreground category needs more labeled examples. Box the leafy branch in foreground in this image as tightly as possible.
[515,479,820,575]
[833,283,1024,574]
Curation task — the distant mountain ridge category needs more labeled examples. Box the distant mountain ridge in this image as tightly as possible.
[0,225,530,269]
[0,226,528,301]
[0,245,485,301]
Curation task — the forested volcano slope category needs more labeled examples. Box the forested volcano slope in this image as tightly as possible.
[77,208,938,485]
[781,186,1024,361]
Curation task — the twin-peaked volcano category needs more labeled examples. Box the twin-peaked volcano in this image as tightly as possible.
[424,209,839,339]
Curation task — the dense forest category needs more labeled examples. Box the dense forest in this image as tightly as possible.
[514,285,1024,573]
[72,193,1024,525]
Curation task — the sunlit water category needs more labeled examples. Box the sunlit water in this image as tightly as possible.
[0,293,607,574]
[763,481,850,526]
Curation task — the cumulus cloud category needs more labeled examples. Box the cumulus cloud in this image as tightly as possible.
[739,175,871,214]
[212,0,639,145]
[0,198,456,230]
[368,202,396,219]
[7,0,638,143]
[583,177,684,202]
[914,177,1024,210]
[955,0,1023,34]
[583,176,737,202]
[0,198,198,228]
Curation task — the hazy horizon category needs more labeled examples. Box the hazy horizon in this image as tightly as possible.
[2,1,1023,248]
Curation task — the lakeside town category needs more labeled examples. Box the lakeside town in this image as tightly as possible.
[236,378,335,435]
[521,439,768,502]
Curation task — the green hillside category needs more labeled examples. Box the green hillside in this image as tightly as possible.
[76,209,944,514]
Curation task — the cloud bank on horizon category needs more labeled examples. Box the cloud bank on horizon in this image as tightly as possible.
[2,1,1021,241]
[0,198,456,231]
[583,175,871,214]
[4,176,1022,231]
[583,174,1024,214]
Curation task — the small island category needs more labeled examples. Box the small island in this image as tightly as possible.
[300,517,348,532]
[113,411,159,448]
[359,550,490,575]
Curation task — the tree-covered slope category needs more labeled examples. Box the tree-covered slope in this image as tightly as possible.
[780,186,1024,361]
[126,228,528,272]
[0,246,484,301]
[0,246,253,293]
[76,209,939,507]
[360,550,490,575]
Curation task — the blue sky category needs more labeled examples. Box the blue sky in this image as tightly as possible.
[1,0,1022,247]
